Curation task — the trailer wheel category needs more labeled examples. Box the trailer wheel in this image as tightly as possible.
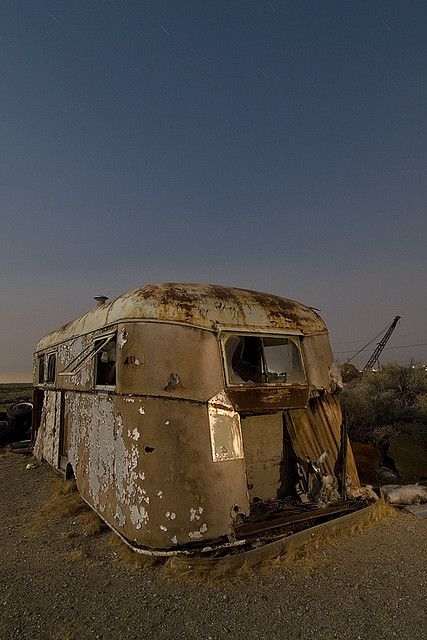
[7,402,33,422]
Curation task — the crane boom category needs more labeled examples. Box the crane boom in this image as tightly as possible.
[362,315,401,371]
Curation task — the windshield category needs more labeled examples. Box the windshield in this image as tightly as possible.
[224,335,305,385]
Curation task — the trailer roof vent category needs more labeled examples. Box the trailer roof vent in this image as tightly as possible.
[94,295,109,307]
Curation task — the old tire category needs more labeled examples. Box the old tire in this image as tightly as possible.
[7,402,33,422]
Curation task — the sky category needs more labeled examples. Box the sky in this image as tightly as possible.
[1,1,426,381]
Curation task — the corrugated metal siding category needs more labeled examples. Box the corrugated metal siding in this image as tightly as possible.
[284,394,360,486]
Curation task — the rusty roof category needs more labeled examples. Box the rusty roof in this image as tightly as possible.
[36,283,327,351]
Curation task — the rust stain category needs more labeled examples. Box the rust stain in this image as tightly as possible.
[227,385,309,414]
[36,283,326,352]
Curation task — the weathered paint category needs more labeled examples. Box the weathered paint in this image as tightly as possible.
[35,283,327,352]
[33,282,360,553]
[241,413,284,501]
[37,390,250,549]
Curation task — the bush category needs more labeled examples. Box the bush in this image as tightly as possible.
[341,363,427,441]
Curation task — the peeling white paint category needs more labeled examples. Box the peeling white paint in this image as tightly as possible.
[125,397,135,403]
[138,407,145,415]
[189,530,202,539]
[131,428,140,441]
[164,420,170,425]
[88,395,115,508]
[118,328,128,348]
[190,507,202,522]
[136,486,150,504]
[115,506,126,527]
[38,391,61,466]
[188,523,208,539]
[130,504,149,529]
[66,393,116,510]
[160,525,167,532]
[157,491,163,498]
[171,535,178,545]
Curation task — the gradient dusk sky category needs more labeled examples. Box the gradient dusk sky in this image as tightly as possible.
[1,1,426,381]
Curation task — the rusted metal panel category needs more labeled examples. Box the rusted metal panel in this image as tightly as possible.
[117,322,224,402]
[227,385,309,414]
[240,413,283,501]
[33,390,61,466]
[301,333,338,392]
[36,283,327,352]
[284,394,360,487]
[61,392,249,549]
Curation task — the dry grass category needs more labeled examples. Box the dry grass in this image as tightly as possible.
[30,476,111,542]
[67,548,87,562]
[47,477,83,519]
[264,500,397,575]
[78,510,104,536]
[162,556,239,586]
[108,532,164,570]
[28,476,84,536]
[162,501,397,584]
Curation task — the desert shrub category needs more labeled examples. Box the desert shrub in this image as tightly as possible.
[341,363,427,441]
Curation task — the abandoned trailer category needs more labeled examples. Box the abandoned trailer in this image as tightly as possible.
[33,283,364,555]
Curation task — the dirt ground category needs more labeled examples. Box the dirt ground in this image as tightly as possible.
[0,452,426,640]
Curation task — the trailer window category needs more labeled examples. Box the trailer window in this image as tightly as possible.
[37,355,45,384]
[94,335,117,387]
[224,335,305,385]
[46,353,56,384]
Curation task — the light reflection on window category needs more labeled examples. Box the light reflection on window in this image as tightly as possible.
[224,335,305,385]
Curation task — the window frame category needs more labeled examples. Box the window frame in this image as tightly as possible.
[37,354,45,385]
[46,352,57,385]
[220,331,307,388]
[93,333,117,391]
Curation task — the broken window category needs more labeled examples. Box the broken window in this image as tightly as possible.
[37,355,45,384]
[224,335,305,385]
[46,353,56,384]
[94,335,117,387]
